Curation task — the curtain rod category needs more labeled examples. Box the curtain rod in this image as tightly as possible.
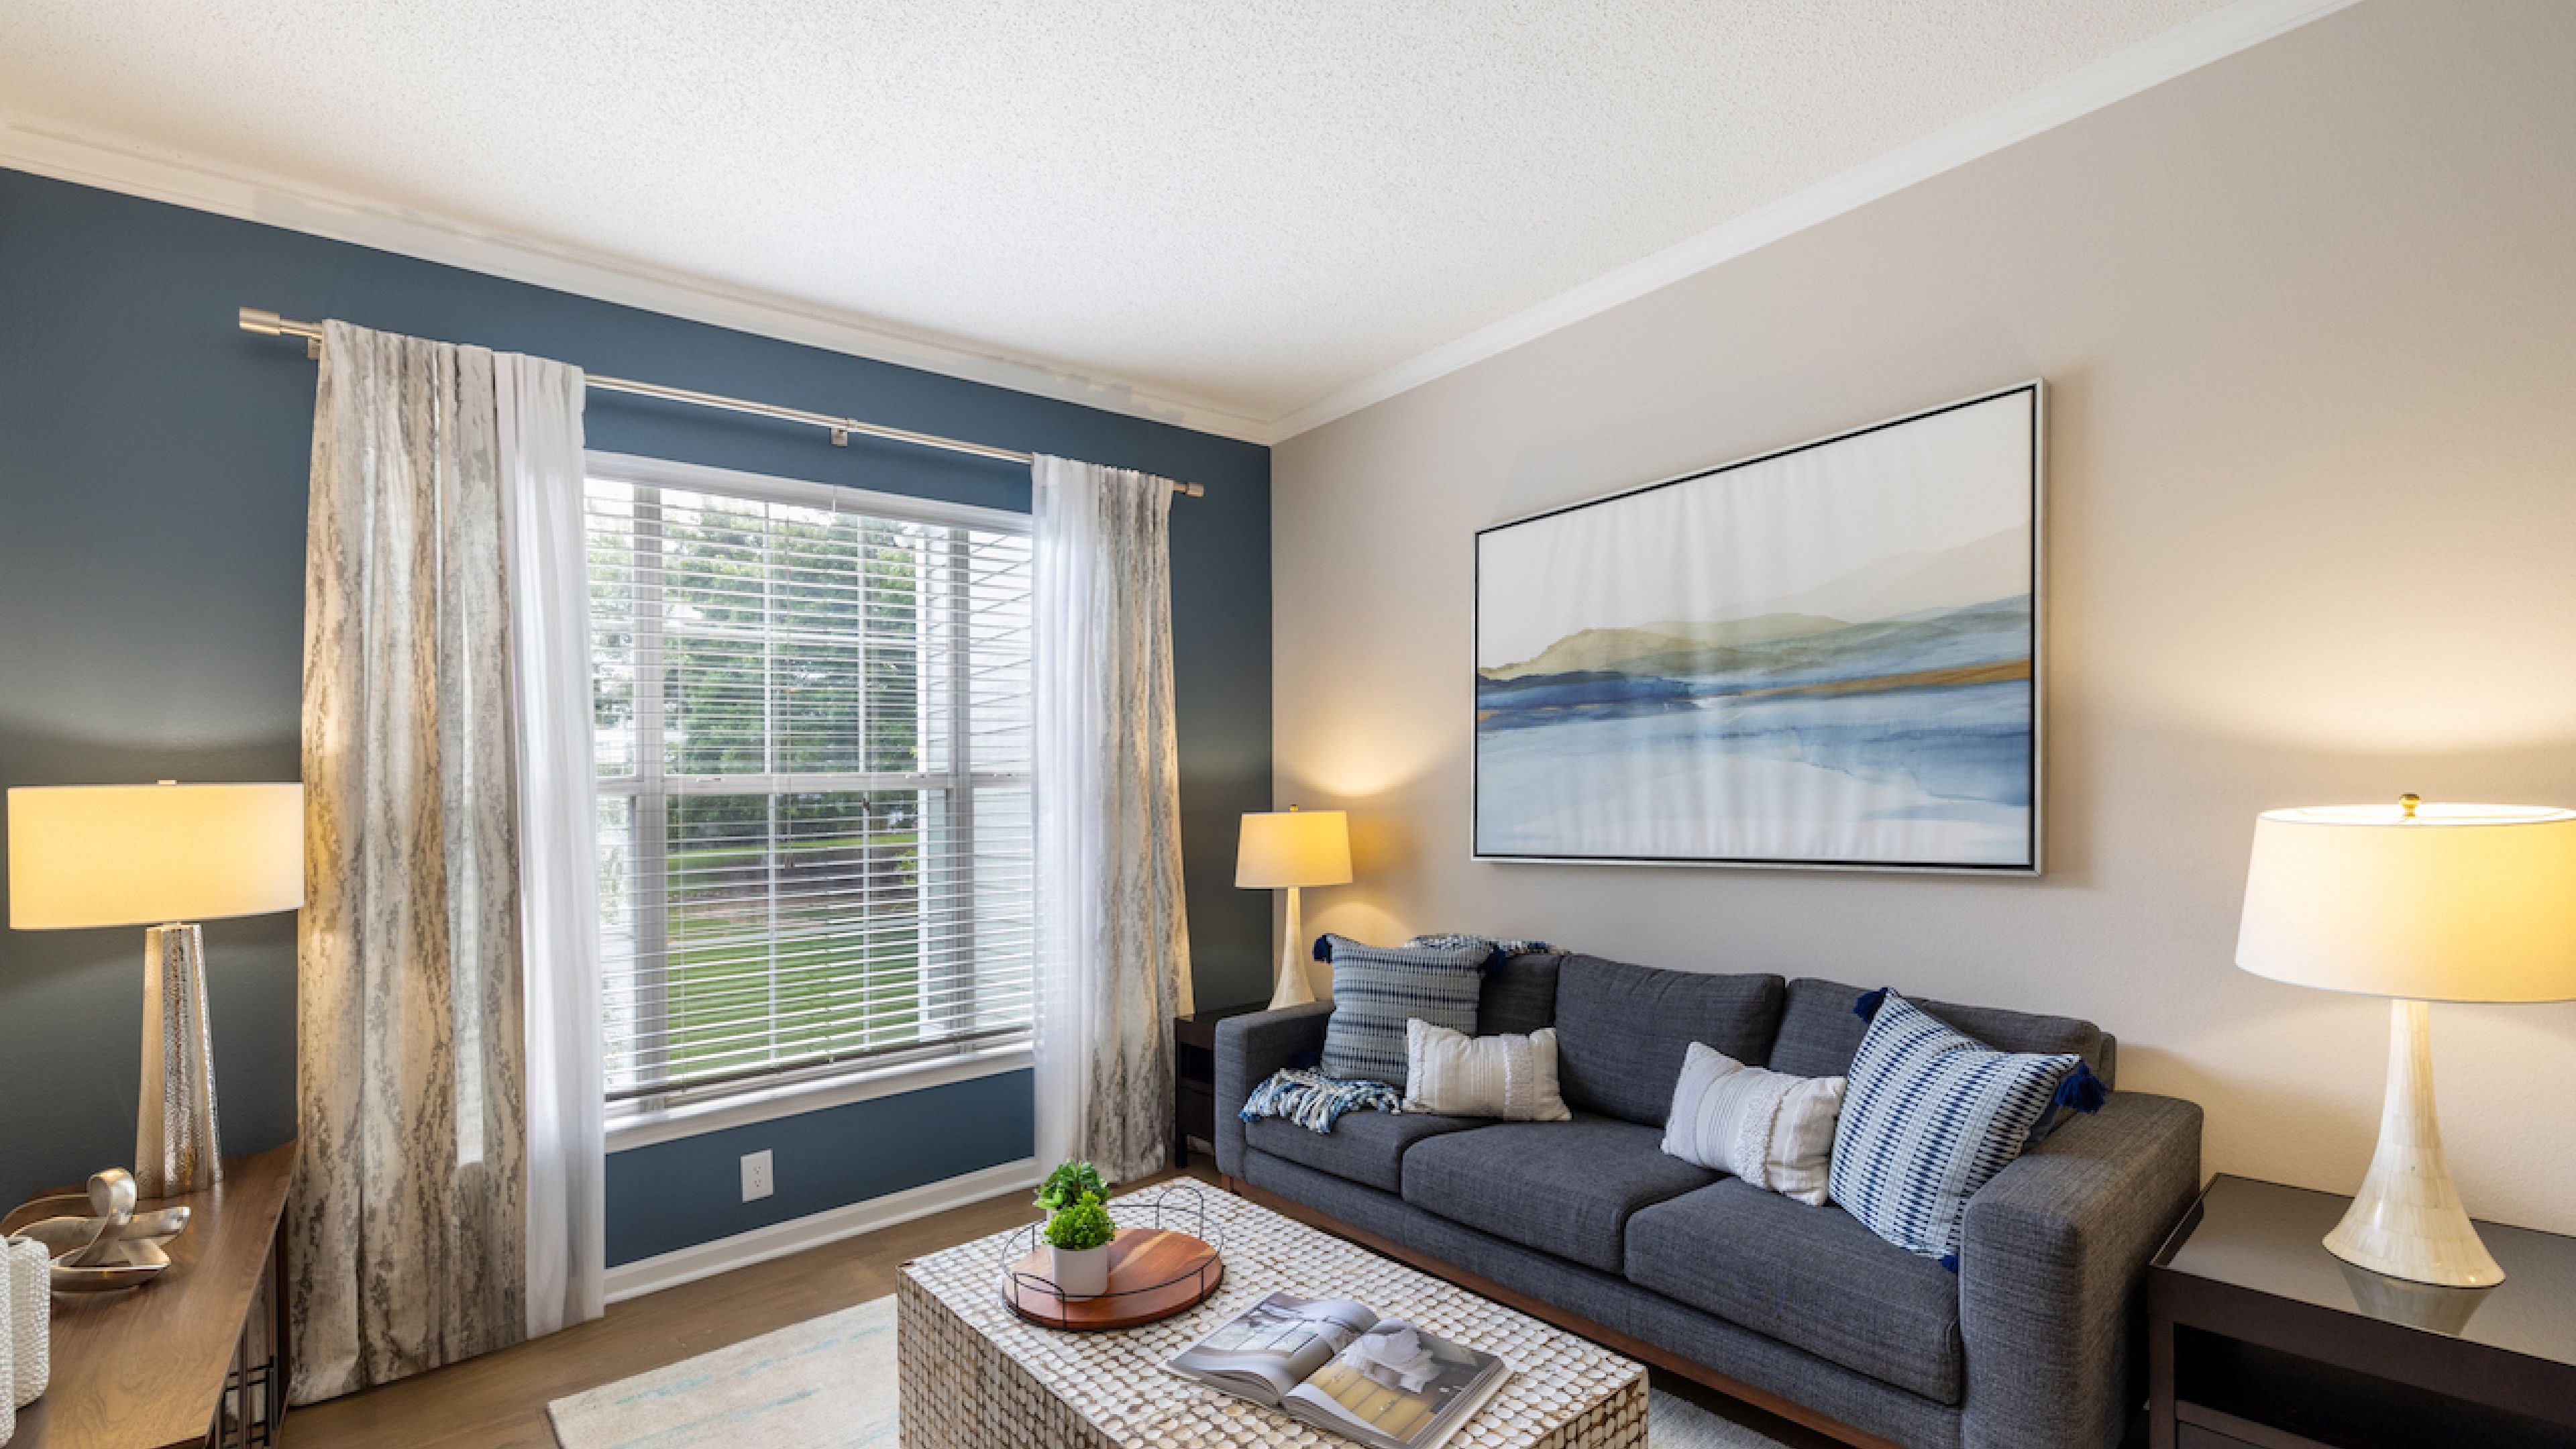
[237,308,1204,497]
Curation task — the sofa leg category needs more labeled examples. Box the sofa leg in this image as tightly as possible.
[1218,1173,1242,1195]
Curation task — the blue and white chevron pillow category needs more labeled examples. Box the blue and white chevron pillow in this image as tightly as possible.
[1827,989,2106,1269]
[1313,934,1488,1086]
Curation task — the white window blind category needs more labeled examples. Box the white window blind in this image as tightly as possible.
[587,459,1033,1106]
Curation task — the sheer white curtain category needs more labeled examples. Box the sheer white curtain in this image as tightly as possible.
[496,353,604,1339]
[1032,455,1195,1183]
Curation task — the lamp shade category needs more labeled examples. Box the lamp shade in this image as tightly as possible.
[1236,808,1352,890]
[9,782,305,930]
[2236,801,2576,1004]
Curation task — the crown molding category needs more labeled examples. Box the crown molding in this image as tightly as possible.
[1269,0,2360,441]
[0,118,1275,445]
[3,0,2355,449]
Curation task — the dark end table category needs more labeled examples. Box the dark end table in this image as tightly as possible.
[1172,1002,1268,1169]
[2147,1174,2576,1449]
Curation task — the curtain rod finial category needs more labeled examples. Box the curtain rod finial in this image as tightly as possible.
[239,307,285,335]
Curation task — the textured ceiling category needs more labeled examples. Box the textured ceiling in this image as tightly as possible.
[1,1,2239,425]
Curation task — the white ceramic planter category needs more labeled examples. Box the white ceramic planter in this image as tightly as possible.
[1049,1242,1110,1299]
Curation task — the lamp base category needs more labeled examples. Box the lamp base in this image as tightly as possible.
[1267,885,1318,1010]
[137,922,222,1198]
[2322,998,2502,1289]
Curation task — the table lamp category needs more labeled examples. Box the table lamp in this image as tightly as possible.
[2235,795,2576,1287]
[1236,806,1351,1010]
[8,782,304,1195]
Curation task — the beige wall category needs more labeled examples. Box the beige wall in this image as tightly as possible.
[1270,0,2576,1234]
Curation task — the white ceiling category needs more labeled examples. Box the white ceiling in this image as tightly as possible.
[3,1,2294,437]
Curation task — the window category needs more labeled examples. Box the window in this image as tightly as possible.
[587,455,1033,1110]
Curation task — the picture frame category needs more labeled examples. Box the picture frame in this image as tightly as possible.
[1472,382,2043,874]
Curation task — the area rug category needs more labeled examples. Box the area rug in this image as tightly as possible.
[546,1295,1792,1449]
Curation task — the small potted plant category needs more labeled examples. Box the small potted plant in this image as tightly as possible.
[1036,1160,1115,1299]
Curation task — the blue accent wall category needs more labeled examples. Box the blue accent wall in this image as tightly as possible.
[605,1070,1036,1266]
[0,168,1272,1252]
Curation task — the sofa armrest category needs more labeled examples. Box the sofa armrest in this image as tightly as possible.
[1959,1090,2203,1449]
[1214,1003,1334,1179]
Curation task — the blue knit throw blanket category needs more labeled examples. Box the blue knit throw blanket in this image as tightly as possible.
[1236,1068,1403,1134]
[1403,932,1552,963]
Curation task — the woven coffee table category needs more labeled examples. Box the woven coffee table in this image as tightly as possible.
[898,1184,1647,1449]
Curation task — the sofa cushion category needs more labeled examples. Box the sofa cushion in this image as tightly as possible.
[1768,977,2108,1085]
[1552,956,1786,1125]
[1318,935,1490,1085]
[1829,991,2092,1264]
[1405,1019,1570,1122]
[1627,1178,1965,1404]
[1479,952,1562,1037]
[1658,1042,1843,1206]
[1242,1148,1968,1449]
[1241,1109,1487,1195]
[1401,1115,1716,1273]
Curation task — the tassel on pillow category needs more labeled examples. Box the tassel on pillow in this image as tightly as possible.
[2053,1061,2109,1115]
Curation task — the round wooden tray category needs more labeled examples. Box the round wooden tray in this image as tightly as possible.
[1003,1227,1224,1330]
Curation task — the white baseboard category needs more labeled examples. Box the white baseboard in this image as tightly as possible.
[603,1156,1041,1305]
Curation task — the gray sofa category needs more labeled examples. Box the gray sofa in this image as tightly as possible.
[1214,953,2202,1449]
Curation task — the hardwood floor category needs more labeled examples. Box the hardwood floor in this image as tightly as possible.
[286,1171,1077,1449]
[286,1161,1834,1449]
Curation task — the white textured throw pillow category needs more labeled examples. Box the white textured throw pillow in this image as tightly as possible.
[1403,1018,1573,1122]
[1661,1042,1845,1206]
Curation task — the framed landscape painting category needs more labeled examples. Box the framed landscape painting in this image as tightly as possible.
[1473,382,2042,873]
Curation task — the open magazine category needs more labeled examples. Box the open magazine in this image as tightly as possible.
[1164,1291,1512,1449]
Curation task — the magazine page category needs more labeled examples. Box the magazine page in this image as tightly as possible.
[1166,1292,1382,1404]
[1282,1319,1511,1449]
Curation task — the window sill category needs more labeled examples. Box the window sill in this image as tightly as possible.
[605,1038,1035,1153]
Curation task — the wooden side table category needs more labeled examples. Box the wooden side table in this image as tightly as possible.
[3,1140,299,1449]
[1171,1002,1266,1169]
[2147,1174,2576,1449]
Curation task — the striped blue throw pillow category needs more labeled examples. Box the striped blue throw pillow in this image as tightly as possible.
[1315,935,1487,1086]
[1827,989,2105,1268]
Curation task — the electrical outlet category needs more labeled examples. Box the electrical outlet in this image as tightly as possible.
[741,1148,773,1202]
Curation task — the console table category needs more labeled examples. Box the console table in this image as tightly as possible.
[2147,1173,2576,1449]
[3,1140,297,1449]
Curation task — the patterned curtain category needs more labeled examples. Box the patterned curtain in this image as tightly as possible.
[1031,456,1195,1183]
[289,321,529,1401]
